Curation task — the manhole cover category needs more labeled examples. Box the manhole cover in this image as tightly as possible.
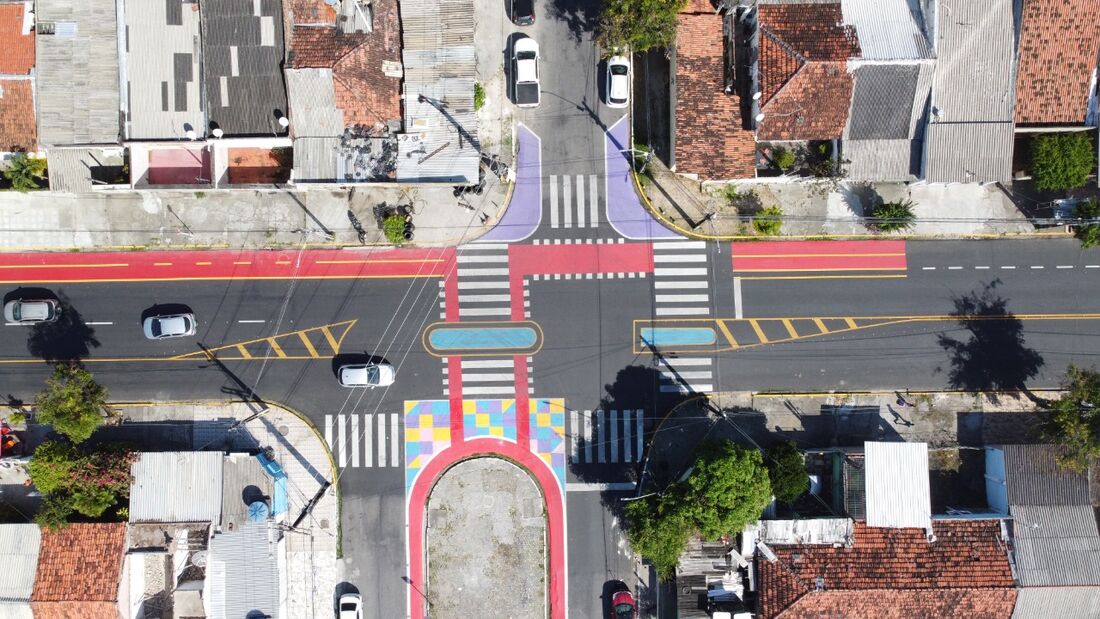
[278,425,289,436]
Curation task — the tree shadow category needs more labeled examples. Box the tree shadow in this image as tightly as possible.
[936,280,1044,402]
[545,0,600,43]
[25,293,100,362]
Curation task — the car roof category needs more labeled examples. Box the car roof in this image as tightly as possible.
[159,316,188,332]
[18,301,51,320]
[514,38,539,55]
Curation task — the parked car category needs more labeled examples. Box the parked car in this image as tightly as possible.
[337,592,362,619]
[142,313,196,340]
[511,0,535,25]
[610,589,636,619]
[3,299,60,324]
[512,38,541,108]
[338,362,396,388]
[605,55,630,108]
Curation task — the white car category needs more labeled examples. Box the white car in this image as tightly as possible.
[338,363,396,388]
[606,55,630,108]
[3,299,60,324]
[142,313,196,340]
[337,592,362,619]
[512,37,541,108]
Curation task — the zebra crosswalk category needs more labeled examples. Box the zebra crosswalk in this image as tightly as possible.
[657,356,714,394]
[443,357,530,397]
[451,243,513,319]
[569,409,645,465]
[547,174,601,229]
[324,413,402,469]
[651,240,715,394]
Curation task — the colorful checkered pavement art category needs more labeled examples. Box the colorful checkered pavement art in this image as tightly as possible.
[404,400,451,491]
[463,399,517,442]
[530,398,566,489]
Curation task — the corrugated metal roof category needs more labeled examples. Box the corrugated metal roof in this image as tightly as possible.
[206,521,279,619]
[1011,504,1100,586]
[841,0,933,60]
[1012,587,1100,619]
[35,0,121,146]
[0,524,40,605]
[843,139,919,181]
[756,518,853,545]
[292,136,340,181]
[1003,444,1091,506]
[122,0,204,139]
[45,146,127,193]
[129,452,224,523]
[847,64,921,140]
[285,69,344,137]
[924,121,1014,183]
[864,441,931,530]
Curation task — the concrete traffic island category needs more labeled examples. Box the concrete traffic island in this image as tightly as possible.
[425,456,547,618]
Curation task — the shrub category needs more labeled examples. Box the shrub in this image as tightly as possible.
[752,206,783,235]
[28,440,135,526]
[1073,198,1100,248]
[383,214,407,245]
[772,146,796,171]
[1031,132,1095,190]
[474,83,486,112]
[34,364,111,444]
[3,153,47,192]
[871,199,917,232]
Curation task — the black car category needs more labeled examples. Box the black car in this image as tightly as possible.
[511,0,535,26]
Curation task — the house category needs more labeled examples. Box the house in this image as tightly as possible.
[284,0,403,183]
[0,523,41,619]
[923,0,1016,183]
[671,0,756,180]
[30,523,127,619]
[0,1,36,155]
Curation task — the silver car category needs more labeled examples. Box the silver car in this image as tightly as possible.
[143,313,196,339]
[338,592,362,619]
[3,299,60,324]
[338,363,396,388]
[606,55,630,108]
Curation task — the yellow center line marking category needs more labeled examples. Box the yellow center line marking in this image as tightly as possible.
[844,318,858,329]
[782,319,798,339]
[715,319,739,349]
[749,319,769,344]
[236,344,252,359]
[233,261,252,265]
[275,260,292,265]
[320,326,341,353]
[195,262,212,266]
[298,331,320,358]
[154,262,173,266]
[315,259,446,264]
[737,274,908,281]
[813,318,829,334]
[735,252,906,258]
[267,337,287,358]
[0,263,129,269]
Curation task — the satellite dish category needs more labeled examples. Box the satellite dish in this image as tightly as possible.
[277,116,290,128]
[752,91,762,101]
[185,129,197,140]
[247,500,271,522]
[212,127,224,138]
[754,113,765,123]
[324,0,337,5]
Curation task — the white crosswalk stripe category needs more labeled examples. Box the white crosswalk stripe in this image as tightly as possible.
[651,240,715,393]
[548,174,601,229]
[324,413,403,468]
[570,409,646,464]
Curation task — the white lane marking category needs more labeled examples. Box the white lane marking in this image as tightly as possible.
[458,307,512,317]
[1056,265,1074,269]
[655,280,708,289]
[734,276,743,320]
[655,294,710,303]
[458,281,510,289]
[1031,265,1044,269]
[376,414,386,467]
[461,373,516,382]
[948,266,963,270]
[623,411,632,462]
[350,414,360,468]
[922,266,936,271]
[654,267,708,277]
[656,307,710,316]
[596,410,605,464]
[1086,265,1100,269]
[237,319,266,323]
[457,254,508,263]
[575,175,587,228]
[457,294,511,303]
[456,267,510,277]
[463,243,509,250]
[652,253,708,263]
[461,359,514,369]
[549,174,559,228]
[660,383,714,393]
[363,413,373,468]
[635,410,643,461]
[462,385,518,395]
[566,482,636,491]
[589,174,599,227]
[389,412,399,467]
[975,266,990,270]
[570,409,580,463]
[658,357,712,367]
[86,321,114,325]
[610,410,619,463]
[660,370,713,380]
[324,414,334,450]
[653,240,707,250]
[562,175,573,228]
[337,414,347,468]
[583,411,593,463]
[1001,265,1016,269]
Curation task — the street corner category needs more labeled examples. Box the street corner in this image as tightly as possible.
[479,124,543,243]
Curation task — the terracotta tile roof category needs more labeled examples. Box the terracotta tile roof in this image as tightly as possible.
[31,523,126,604]
[774,588,1018,618]
[0,79,36,152]
[0,3,33,75]
[674,12,756,179]
[286,0,403,127]
[681,0,717,13]
[757,520,1015,619]
[757,61,852,141]
[1014,0,1100,125]
[287,0,336,24]
[755,3,859,141]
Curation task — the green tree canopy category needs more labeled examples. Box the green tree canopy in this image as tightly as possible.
[625,441,772,579]
[28,440,134,528]
[34,364,111,443]
[1073,198,1100,249]
[597,0,687,54]
[1030,132,1095,191]
[1039,365,1100,471]
[765,441,809,503]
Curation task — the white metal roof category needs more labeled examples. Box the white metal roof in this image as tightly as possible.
[841,0,932,60]
[0,524,40,605]
[864,441,931,530]
[755,518,854,545]
[129,452,224,523]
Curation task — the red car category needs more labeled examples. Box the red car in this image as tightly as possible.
[611,589,636,619]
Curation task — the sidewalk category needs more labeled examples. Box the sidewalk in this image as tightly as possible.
[638,158,1061,239]
[0,181,508,251]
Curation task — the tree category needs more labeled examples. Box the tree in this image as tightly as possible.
[1073,198,1100,249]
[597,0,686,54]
[1039,365,1100,471]
[383,214,407,245]
[1031,132,1095,190]
[2,153,47,192]
[765,441,809,503]
[34,364,112,443]
[753,206,783,235]
[870,199,916,232]
[28,440,135,527]
[625,441,772,579]
[772,146,796,171]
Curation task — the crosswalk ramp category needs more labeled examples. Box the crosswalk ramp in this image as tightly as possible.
[324,413,402,468]
[652,240,711,317]
[656,356,714,394]
[547,174,601,229]
[569,409,645,464]
[450,243,513,319]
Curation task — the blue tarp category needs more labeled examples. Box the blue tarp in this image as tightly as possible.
[256,452,289,516]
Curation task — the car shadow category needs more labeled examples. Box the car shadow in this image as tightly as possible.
[24,292,100,362]
[331,353,391,377]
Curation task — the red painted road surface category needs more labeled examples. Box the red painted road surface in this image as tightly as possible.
[0,247,457,283]
[508,242,654,277]
[731,240,907,272]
